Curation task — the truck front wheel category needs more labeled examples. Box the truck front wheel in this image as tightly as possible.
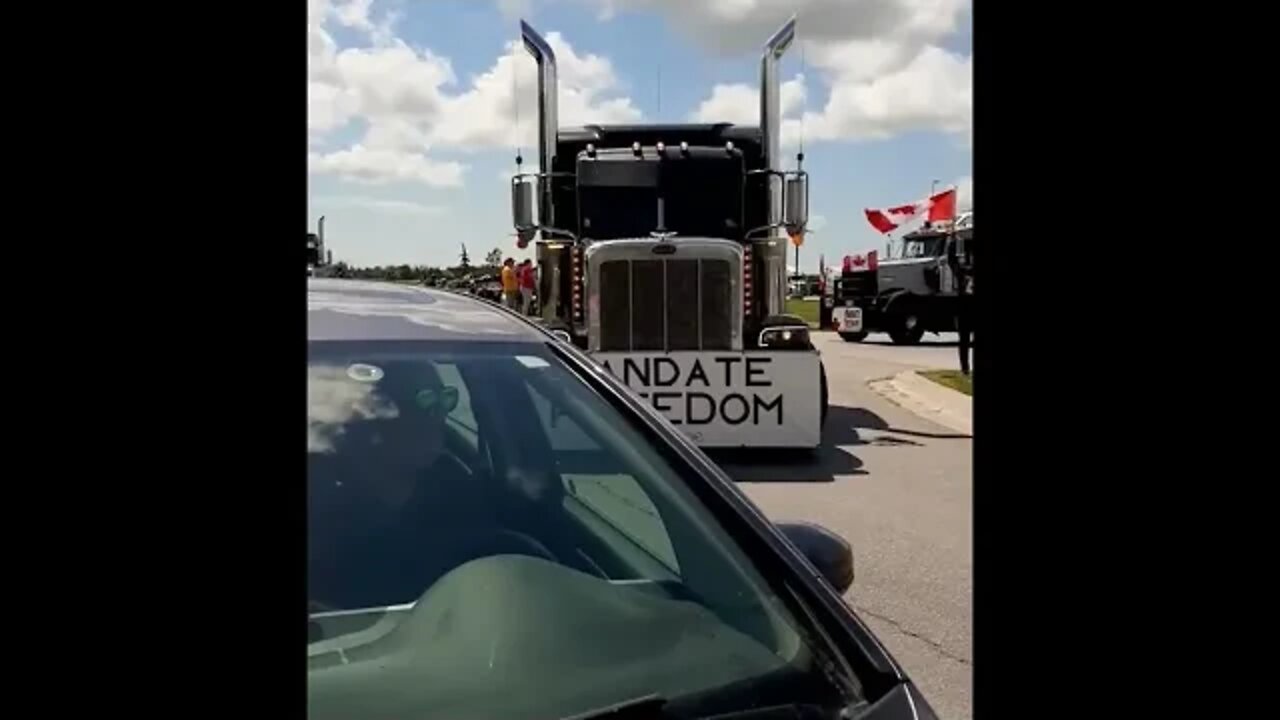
[819,361,829,430]
[838,331,869,343]
[888,312,925,345]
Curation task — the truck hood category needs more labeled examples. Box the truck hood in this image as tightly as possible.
[878,257,935,270]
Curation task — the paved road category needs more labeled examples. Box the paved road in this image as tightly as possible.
[827,331,967,374]
[708,330,973,720]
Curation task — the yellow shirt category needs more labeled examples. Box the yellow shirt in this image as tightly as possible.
[501,266,519,293]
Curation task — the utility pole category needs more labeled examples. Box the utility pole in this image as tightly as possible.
[316,215,327,267]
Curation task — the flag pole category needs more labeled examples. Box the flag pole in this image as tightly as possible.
[928,179,939,231]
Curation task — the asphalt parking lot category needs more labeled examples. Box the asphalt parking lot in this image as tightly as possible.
[709,331,973,720]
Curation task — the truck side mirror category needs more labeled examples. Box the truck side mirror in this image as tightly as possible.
[512,177,538,235]
[783,173,809,235]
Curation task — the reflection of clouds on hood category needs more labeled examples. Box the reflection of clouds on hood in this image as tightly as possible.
[308,289,511,336]
[308,364,399,453]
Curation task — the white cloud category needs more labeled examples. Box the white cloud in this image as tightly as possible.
[308,1,641,186]
[582,0,968,54]
[431,32,642,151]
[308,146,465,187]
[313,195,447,216]
[691,73,807,125]
[587,0,971,143]
[333,0,375,32]
[800,45,971,141]
[496,0,534,21]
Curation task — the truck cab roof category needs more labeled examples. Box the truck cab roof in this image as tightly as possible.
[558,123,763,148]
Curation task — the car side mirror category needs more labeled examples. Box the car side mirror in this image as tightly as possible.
[777,522,853,593]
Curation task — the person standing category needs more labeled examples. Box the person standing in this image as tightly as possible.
[500,258,519,310]
[519,259,536,315]
[947,235,974,375]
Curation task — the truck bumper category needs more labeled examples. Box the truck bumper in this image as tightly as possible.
[832,301,882,333]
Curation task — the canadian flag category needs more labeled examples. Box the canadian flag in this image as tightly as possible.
[864,188,958,234]
[842,249,879,273]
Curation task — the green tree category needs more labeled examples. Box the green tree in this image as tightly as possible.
[485,248,503,266]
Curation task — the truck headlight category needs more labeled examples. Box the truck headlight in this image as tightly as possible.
[758,325,811,349]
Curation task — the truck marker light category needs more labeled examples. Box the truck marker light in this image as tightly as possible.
[571,246,584,321]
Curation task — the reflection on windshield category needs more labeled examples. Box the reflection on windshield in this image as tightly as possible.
[306,340,854,720]
[307,364,400,453]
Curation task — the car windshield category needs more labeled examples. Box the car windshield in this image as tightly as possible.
[307,339,855,720]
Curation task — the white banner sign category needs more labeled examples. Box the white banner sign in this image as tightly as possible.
[593,351,822,448]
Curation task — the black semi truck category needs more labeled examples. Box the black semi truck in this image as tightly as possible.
[509,17,827,449]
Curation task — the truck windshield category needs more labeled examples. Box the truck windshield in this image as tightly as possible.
[901,236,946,258]
[307,339,857,720]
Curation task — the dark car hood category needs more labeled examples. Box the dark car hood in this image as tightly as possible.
[852,682,938,720]
[308,556,795,720]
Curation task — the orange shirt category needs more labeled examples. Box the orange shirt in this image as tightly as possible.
[501,266,519,293]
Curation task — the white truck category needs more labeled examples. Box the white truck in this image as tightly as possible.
[832,212,974,344]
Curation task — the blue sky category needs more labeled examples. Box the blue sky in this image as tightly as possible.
[308,0,972,271]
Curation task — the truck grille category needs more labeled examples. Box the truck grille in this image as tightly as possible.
[838,271,878,302]
[597,258,735,351]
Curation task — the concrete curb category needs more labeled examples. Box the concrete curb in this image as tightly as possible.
[868,371,973,436]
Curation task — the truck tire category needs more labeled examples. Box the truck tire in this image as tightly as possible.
[838,331,868,343]
[888,312,925,345]
[819,360,829,430]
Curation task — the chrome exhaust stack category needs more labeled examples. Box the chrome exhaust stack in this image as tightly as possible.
[758,15,797,317]
[761,15,796,199]
[520,20,558,229]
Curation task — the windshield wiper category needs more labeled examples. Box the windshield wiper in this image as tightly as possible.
[699,705,840,720]
[560,695,847,720]
[559,694,668,720]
